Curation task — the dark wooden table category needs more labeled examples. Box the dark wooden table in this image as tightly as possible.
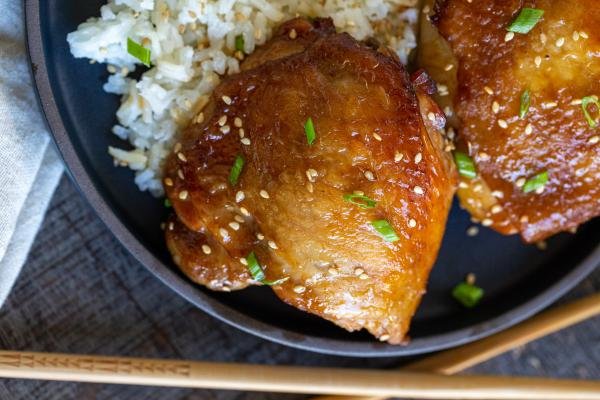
[0,177,598,399]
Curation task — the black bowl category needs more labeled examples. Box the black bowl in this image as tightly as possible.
[25,0,600,357]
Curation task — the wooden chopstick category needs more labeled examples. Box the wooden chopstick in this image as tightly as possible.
[313,293,600,400]
[0,350,599,398]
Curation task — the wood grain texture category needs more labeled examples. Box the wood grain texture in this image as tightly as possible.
[0,177,597,399]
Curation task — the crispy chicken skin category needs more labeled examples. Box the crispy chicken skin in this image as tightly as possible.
[164,18,457,343]
[434,0,600,242]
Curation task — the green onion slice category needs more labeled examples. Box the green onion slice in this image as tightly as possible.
[343,193,377,209]
[246,252,289,286]
[235,34,245,53]
[452,282,484,308]
[127,37,151,67]
[519,89,531,119]
[581,96,600,128]
[507,8,544,34]
[305,117,316,146]
[454,152,477,179]
[164,198,172,208]
[523,171,549,193]
[228,155,245,185]
[371,220,399,242]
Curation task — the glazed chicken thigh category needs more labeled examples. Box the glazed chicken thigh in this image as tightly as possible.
[434,0,600,242]
[164,18,456,343]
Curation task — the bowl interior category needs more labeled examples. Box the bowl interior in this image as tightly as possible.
[29,0,600,356]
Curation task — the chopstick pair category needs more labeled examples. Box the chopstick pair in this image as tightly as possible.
[0,293,598,399]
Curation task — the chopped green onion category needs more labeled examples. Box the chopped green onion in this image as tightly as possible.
[127,37,151,67]
[246,252,289,286]
[343,194,377,209]
[235,34,245,53]
[523,171,549,193]
[164,198,172,208]
[452,282,484,308]
[371,220,399,242]
[507,8,544,34]
[228,155,245,185]
[519,89,531,119]
[581,96,600,128]
[305,117,316,146]
[454,152,477,179]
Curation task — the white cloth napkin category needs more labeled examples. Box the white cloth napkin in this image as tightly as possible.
[0,1,63,305]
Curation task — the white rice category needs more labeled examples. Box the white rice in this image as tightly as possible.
[67,0,418,197]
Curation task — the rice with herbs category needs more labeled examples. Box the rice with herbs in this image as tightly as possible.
[67,0,418,196]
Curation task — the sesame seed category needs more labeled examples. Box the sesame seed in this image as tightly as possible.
[394,152,404,162]
[219,228,229,238]
[173,142,182,153]
[306,183,314,193]
[504,32,515,42]
[543,101,558,109]
[268,241,278,250]
[408,218,417,228]
[359,273,369,280]
[328,267,338,276]
[520,215,529,223]
[178,190,189,200]
[458,181,469,189]
[497,119,508,129]
[293,285,306,294]
[238,128,245,138]
[481,218,493,227]
[492,101,500,114]
[525,124,533,135]
[473,183,483,192]
[534,56,542,67]
[177,152,187,162]
[491,190,504,198]
[573,31,580,41]
[259,190,270,199]
[235,191,245,203]
[414,152,423,164]
[535,185,545,194]
[234,215,245,223]
[373,133,383,141]
[220,125,230,134]
[580,31,589,39]
[413,186,424,195]
[229,221,240,231]
[241,138,251,145]
[164,177,173,186]
[466,273,476,285]
[555,37,565,47]
[202,245,212,255]
[588,136,599,144]
[177,169,185,180]
[540,33,547,44]
[306,168,318,182]
[444,63,454,71]
[288,28,297,39]
[491,204,503,214]
[571,99,583,105]
[240,257,248,266]
[478,152,490,161]
[222,95,232,105]
[234,117,243,127]
[353,190,365,196]
[256,233,265,240]
[379,334,390,342]
[354,267,365,276]
[364,170,375,181]
[516,177,526,187]
[218,115,227,126]
[466,226,479,236]
[484,86,494,95]
[427,112,436,121]
[168,222,174,231]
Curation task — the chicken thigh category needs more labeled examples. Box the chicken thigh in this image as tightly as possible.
[164,18,456,343]
[434,0,600,242]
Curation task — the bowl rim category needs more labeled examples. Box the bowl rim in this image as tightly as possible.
[24,0,600,357]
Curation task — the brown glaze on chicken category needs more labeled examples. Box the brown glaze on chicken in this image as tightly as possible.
[164,18,457,343]
[434,0,600,242]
